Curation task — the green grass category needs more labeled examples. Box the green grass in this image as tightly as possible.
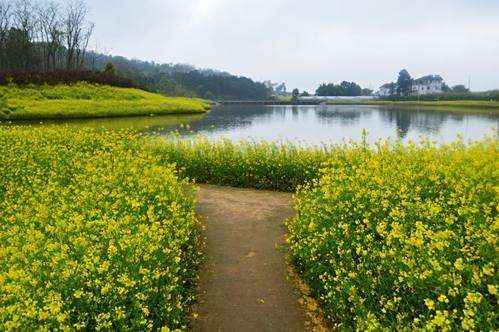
[0,83,211,120]
[325,99,499,111]
[0,126,201,330]
[275,95,292,102]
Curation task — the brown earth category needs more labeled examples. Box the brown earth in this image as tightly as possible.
[191,184,308,332]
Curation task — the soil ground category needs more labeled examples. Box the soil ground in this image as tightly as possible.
[191,184,308,332]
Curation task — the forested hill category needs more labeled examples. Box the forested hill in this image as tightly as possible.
[85,52,271,100]
[0,0,270,100]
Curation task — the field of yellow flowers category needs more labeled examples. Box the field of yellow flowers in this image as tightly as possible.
[150,135,331,191]
[287,138,498,330]
[1,123,497,330]
[0,126,201,330]
[152,134,498,329]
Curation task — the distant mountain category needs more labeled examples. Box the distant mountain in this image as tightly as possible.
[85,52,271,100]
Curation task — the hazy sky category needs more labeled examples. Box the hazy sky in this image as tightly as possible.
[85,0,499,92]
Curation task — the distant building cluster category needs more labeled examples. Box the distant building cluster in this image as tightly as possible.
[378,75,444,97]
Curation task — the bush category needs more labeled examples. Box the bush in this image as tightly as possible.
[0,92,7,114]
[287,138,498,330]
[0,127,201,330]
[0,70,135,88]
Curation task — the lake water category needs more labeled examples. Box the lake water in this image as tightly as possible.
[7,104,499,145]
[152,104,498,145]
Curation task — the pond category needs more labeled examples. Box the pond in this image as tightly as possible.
[5,104,498,145]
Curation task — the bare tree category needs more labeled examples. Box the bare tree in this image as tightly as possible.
[0,0,94,72]
[36,1,62,71]
[11,0,36,70]
[63,0,93,70]
[77,20,93,68]
[0,0,12,70]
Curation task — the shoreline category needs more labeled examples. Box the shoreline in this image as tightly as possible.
[219,99,499,110]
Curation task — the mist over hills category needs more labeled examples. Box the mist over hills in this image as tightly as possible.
[85,52,273,100]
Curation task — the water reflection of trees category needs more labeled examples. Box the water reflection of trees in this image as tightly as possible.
[147,104,499,139]
[154,105,309,135]
[315,105,371,125]
[378,107,450,138]
[151,105,270,135]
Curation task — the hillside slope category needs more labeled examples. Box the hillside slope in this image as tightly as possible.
[0,83,210,120]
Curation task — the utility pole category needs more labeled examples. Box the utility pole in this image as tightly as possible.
[468,76,471,92]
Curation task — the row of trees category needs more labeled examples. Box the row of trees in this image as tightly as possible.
[0,0,93,72]
[316,81,371,97]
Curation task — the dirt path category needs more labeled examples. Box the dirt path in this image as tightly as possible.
[191,184,308,332]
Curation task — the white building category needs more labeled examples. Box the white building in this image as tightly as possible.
[412,75,443,95]
[378,83,396,97]
[377,74,445,97]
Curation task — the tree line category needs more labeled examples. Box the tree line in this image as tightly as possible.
[0,0,271,100]
[315,81,372,97]
[0,0,93,72]
[82,53,271,100]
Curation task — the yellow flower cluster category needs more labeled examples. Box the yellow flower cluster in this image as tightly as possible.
[287,137,498,330]
[150,134,331,192]
[0,126,201,330]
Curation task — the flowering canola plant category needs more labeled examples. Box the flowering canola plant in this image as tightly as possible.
[0,126,201,330]
[151,134,331,192]
[287,138,498,330]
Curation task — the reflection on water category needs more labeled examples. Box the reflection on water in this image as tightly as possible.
[3,105,497,145]
[1,114,204,131]
[158,105,498,144]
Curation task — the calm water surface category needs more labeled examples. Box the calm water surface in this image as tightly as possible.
[7,105,498,145]
[155,105,498,145]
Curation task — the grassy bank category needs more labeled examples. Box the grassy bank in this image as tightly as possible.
[0,83,210,120]
[325,99,499,110]
[0,127,201,330]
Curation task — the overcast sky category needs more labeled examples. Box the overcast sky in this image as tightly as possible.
[85,0,499,92]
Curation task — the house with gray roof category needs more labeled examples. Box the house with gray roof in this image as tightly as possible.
[412,75,444,95]
[377,74,445,97]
